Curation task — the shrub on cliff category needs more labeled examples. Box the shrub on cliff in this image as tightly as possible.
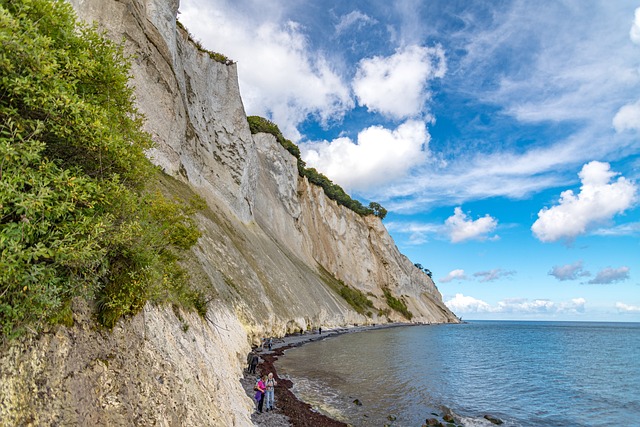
[247,116,388,220]
[383,288,413,320]
[0,0,204,340]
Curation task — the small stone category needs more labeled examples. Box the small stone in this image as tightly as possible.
[443,413,454,422]
[353,398,362,406]
[387,414,397,421]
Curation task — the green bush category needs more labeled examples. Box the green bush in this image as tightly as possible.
[247,116,387,219]
[383,288,413,320]
[339,285,374,317]
[0,0,204,340]
[247,116,301,158]
[316,265,374,316]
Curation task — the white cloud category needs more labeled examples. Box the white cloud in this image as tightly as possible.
[352,45,446,119]
[631,7,640,45]
[473,269,515,283]
[383,210,498,246]
[593,221,640,236]
[335,10,376,35]
[531,161,637,242]
[613,102,640,132]
[588,266,630,285]
[445,207,498,243]
[549,261,590,281]
[616,302,640,312]
[385,221,442,245]
[462,2,640,127]
[497,297,586,314]
[439,269,467,283]
[179,0,353,141]
[445,294,586,315]
[445,293,494,313]
[301,120,430,192]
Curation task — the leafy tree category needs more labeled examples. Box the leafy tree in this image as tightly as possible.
[0,0,203,340]
[368,202,387,220]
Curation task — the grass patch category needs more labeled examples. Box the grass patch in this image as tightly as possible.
[177,20,233,64]
[383,288,413,320]
[317,265,374,316]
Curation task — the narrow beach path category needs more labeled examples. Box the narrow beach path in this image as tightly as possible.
[240,324,408,427]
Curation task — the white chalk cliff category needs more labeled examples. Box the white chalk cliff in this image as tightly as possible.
[0,0,459,425]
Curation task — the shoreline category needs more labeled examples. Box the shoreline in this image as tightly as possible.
[240,323,416,427]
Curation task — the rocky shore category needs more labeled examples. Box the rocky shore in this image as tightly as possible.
[240,324,505,427]
[241,325,397,427]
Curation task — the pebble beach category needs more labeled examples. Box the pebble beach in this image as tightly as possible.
[240,325,404,427]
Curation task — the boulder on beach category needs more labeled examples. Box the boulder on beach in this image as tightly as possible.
[484,414,504,424]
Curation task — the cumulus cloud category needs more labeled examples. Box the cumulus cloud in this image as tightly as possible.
[445,294,586,315]
[497,297,586,314]
[301,120,430,191]
[445,207,498,243]
[616,302,640,312]
[179,1,353,140]
[549,261,590,281]
[335,10,376,34]
[445,294,494,313]
[531,161,637,242]
[352,45,446,119]
[613,102,640,132]
[631,7,640,45]
[587,266,630,284]
[439,269,468,283]
[473,269,515,282]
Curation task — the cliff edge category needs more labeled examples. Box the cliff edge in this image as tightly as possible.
[0,0,458,425]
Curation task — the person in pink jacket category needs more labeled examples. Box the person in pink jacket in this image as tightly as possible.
[254,375,266,413]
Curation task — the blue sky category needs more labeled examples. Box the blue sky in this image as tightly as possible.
[180,0,640,321]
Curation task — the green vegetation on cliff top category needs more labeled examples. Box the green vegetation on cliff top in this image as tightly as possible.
[247,116,388,220]
[0,0,205,341]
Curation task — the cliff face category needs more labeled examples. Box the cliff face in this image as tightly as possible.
[0,0,458,425]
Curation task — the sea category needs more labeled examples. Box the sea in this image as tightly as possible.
[275,321,640,426]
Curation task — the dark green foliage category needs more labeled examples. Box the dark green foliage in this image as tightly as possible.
[414,263,433,278]
[339,285,374,317]
[317,265,374,316]
[0,0,204,340]
[383,288,413,320]
[247,116,388,219]
[368,202,387,220]
[247,116,301,158]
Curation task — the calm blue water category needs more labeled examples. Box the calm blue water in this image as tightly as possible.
[275,321,640,426]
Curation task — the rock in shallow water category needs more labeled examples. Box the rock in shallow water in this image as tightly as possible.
[484,414,504,424]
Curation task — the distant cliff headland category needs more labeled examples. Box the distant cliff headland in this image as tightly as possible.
[0,0,458,425]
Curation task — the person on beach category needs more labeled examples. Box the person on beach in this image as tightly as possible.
[246,351,254,372]
[254,374,266,413]
[264,372,277,411]
[268,337,273,351]
[249,352,259,374]
[319,327,322,334]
